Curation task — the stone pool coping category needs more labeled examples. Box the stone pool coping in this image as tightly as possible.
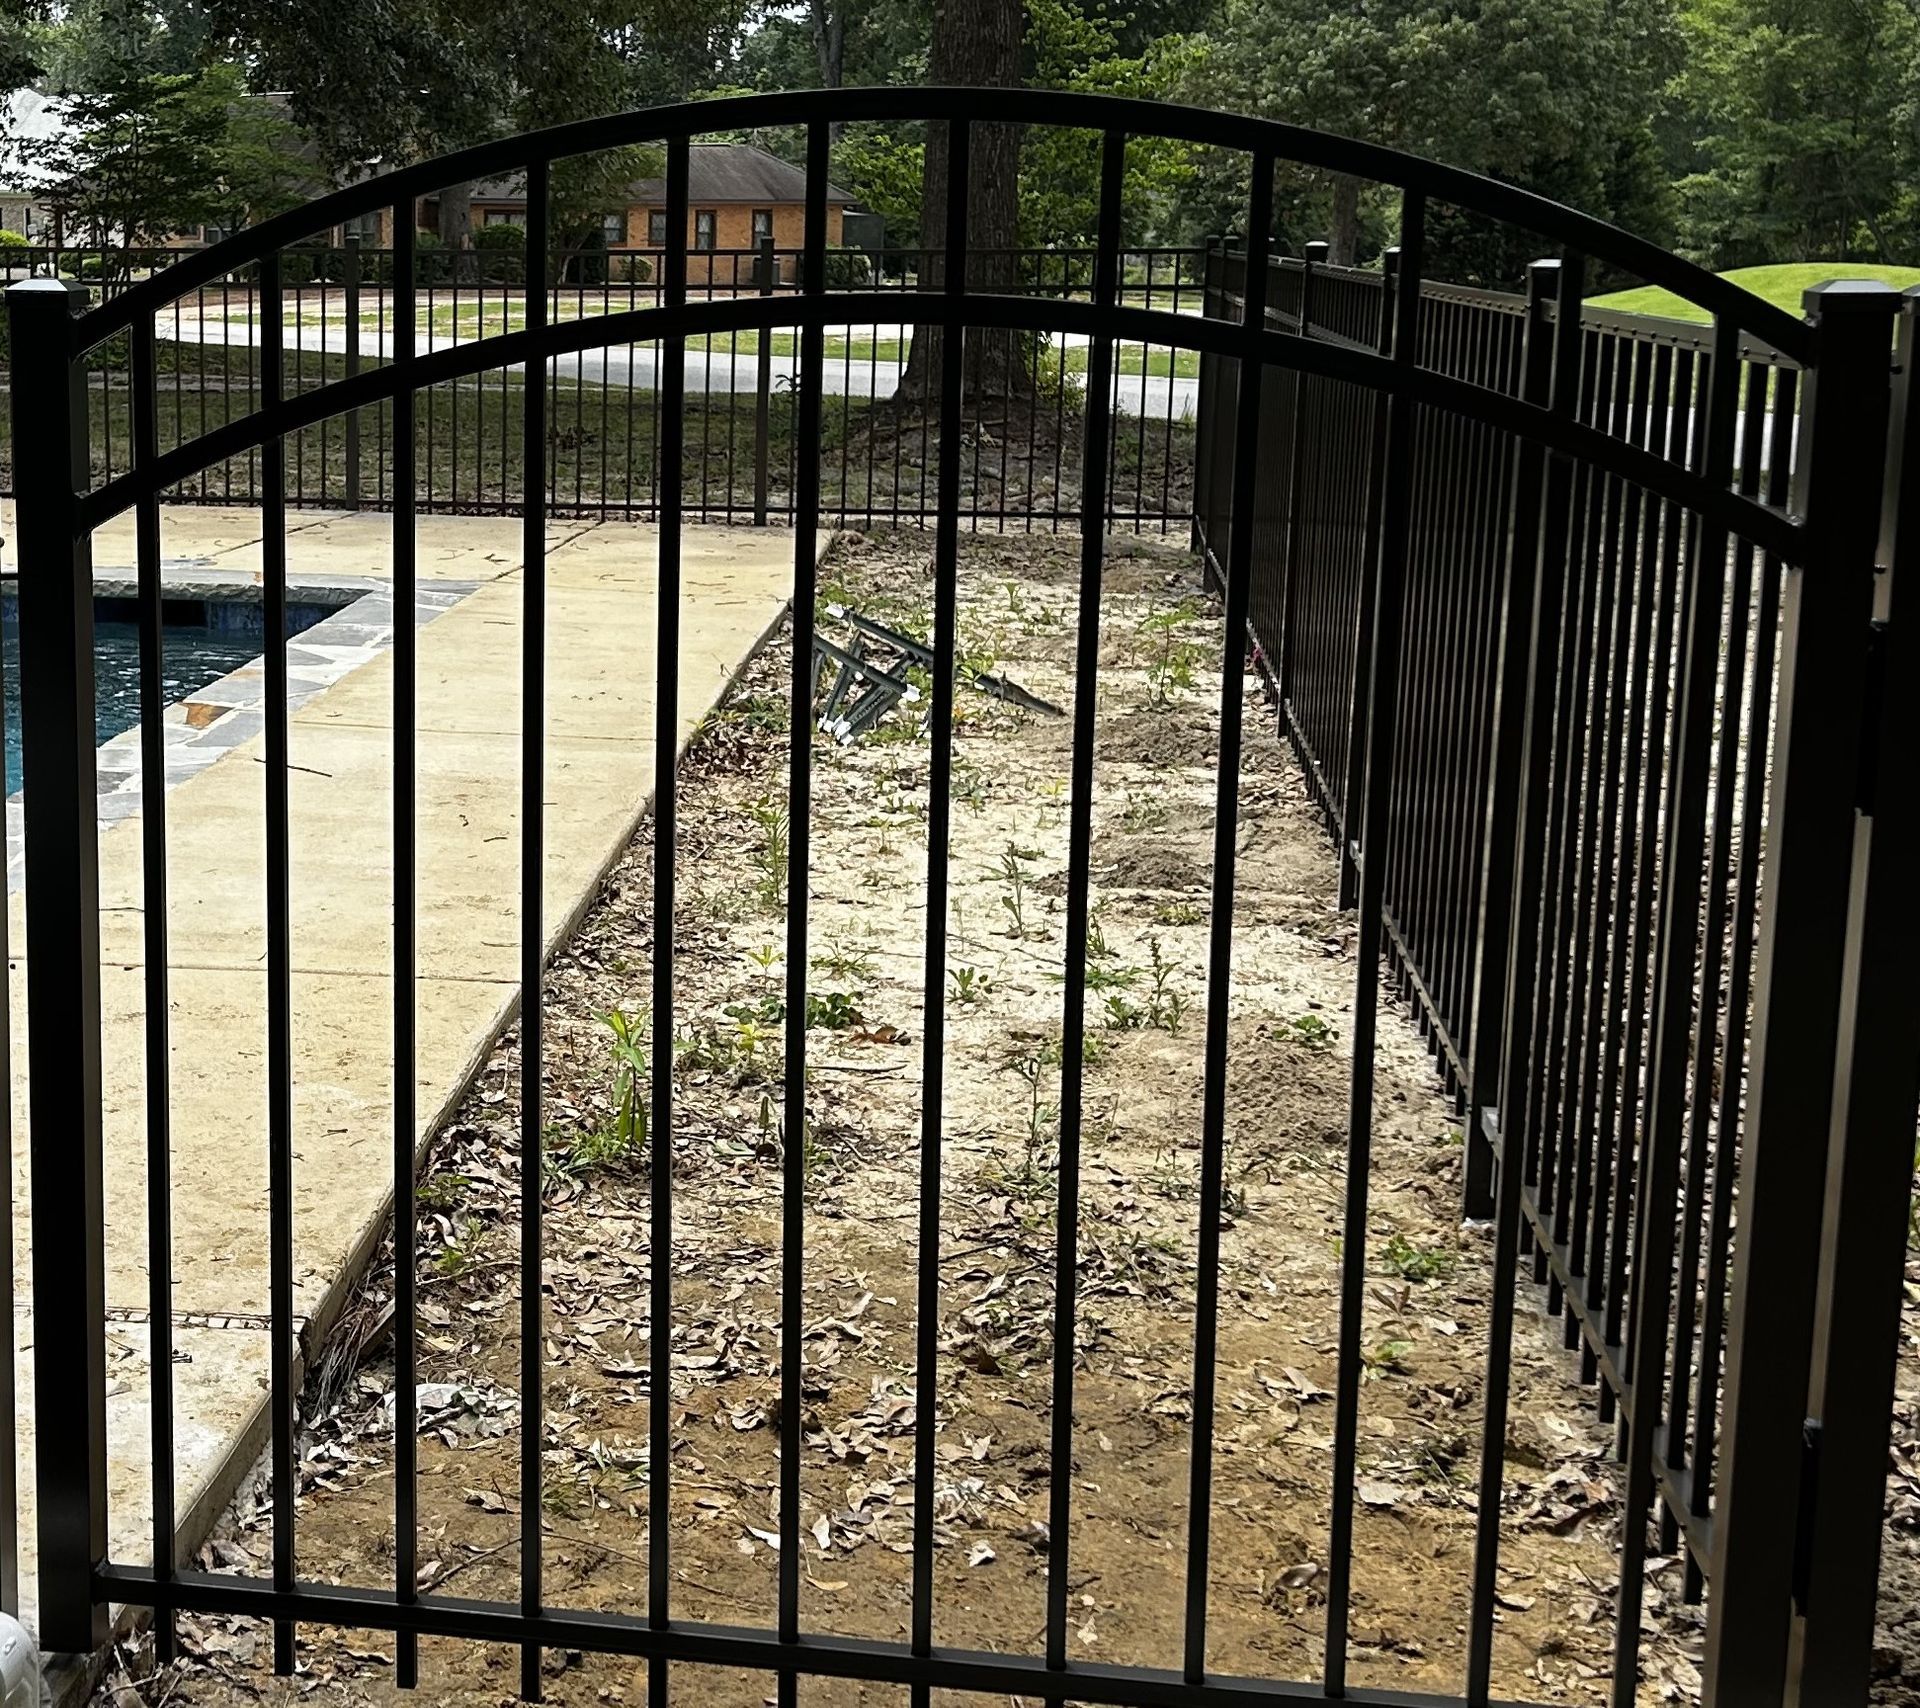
[5,572,481,889]
[1,508,804,1685]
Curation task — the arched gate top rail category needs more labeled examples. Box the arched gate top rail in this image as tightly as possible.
[75,86,1812,363]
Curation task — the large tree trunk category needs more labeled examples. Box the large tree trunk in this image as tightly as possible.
[810,0,846,141]
[1328,174,1361,266]
[898,0,1025,406]
[437,180,473,248]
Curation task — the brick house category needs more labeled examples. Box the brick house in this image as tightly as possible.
[401,143,855,284]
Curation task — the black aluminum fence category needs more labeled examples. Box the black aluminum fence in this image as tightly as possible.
[0,238,1200,529]
[7,85,1918,1708]
[1196,238,1920,1704]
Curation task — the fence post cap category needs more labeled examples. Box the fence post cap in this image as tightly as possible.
[6,274,83,305]
[1802,278,1900,316]
[1304,240,1330,262]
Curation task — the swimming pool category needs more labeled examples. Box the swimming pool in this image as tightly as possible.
[0,597,337,795]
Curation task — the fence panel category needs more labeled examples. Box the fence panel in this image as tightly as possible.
[0,239,1199,531]
[1198,239,1918,1707]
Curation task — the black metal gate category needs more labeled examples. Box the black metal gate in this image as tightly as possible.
[8,88,1917,1708]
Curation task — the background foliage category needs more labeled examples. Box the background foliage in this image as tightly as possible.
[7,0,1920,288]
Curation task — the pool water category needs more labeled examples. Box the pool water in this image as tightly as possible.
[0,614,267,794]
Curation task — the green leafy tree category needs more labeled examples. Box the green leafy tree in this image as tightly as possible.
[0,0,51,98]
[1671,0,1920,266]
[1191,0,1680,280]
[41,0,211,92]
[206,0,744,245]
[1017,0,1200,249]
[33,71,228,255]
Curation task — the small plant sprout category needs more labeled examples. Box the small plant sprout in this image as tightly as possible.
[748,793,790,911]
[993,1048,1060,1202]
[812,943,876,984]
[748,942,780,978]
[1123,791,1169,832]
[1138,597,1204,708]
[804,989,863,1030]
[1382,1233,1455,1284]
[951,759,990,813]
[1288,1012,1338,1050]
[1362,1339,1414,1381]
[995,843,1038,940]
[1086,900,1115,962]
[598,1007,650,1162]
[1145,937,1189,1033]
[949,964,994,1006]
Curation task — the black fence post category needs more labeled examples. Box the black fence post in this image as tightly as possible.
[1339,244,1398,908]
[1703,280,1900,1708]
[1780,284,1920,1708]
[7,275,110,1656]
[755,234,774,526]
[344,232,362,511]
[1277,238,1328,709]
[1460,258,1559,1219]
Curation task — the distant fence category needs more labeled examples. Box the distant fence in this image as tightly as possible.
[0,239,1202,529]
[1194,233,1896,1644]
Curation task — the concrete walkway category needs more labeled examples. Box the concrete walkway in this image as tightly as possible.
[3,508,798,1640]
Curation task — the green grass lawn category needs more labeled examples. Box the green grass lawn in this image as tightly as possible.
[1590,262,1920,324]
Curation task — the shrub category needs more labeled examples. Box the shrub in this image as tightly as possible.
[561,228,608,286]
[822,245,872,288]
[471,220,525,283]
[0,228,27,249]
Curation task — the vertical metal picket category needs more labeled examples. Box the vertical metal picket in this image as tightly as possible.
[1324,195,1425,1697]
[344,233,362,511]
[1465,254,1585,1707]
[1337,246,1399,909]
[1461,260,1557,1223]
[1183,151,1274,1688]
[754,233,775,526]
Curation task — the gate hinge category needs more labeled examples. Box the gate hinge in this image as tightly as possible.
[1857,621,1888,816]
[1792,1416,1822,1616]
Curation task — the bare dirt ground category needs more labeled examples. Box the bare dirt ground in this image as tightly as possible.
[88,529,1913,1708]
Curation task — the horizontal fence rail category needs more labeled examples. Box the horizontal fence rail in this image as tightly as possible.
[4,83,1915,1708]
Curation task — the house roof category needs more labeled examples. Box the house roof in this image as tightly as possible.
[0,89,70,191]
[461,143,854,209]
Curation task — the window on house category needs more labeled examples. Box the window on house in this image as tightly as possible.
[482,209,526,227]
[751,208,773,247]
[648,209,668,248]
[694,209,716,250]
[602,209,628,247]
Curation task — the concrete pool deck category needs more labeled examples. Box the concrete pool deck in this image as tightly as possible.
[0,506,800,1647]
